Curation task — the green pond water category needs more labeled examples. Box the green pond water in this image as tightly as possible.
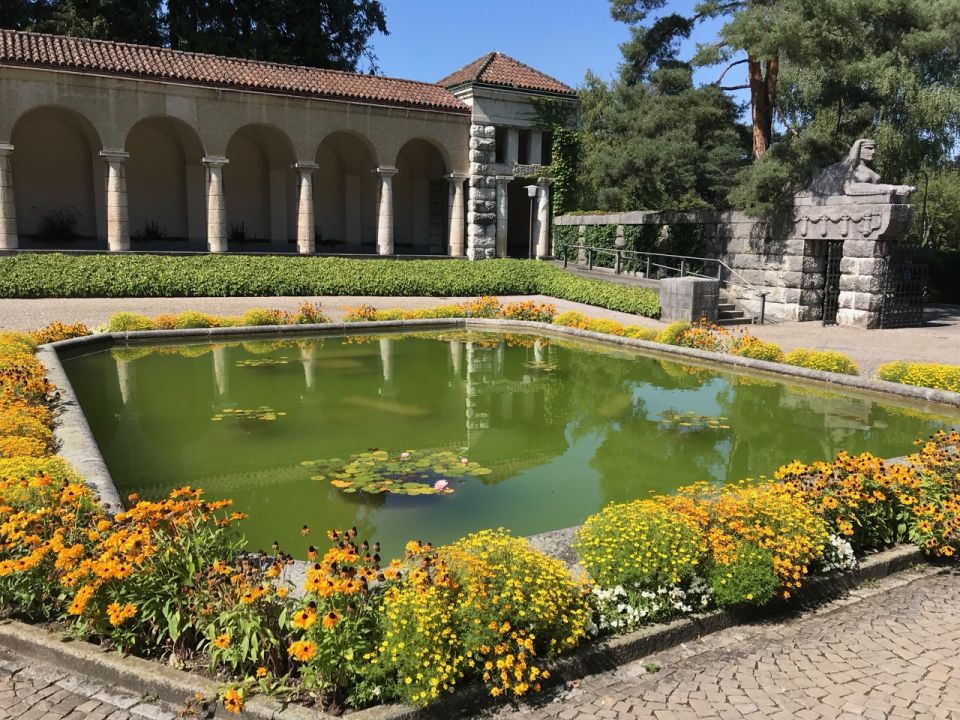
[63,330,958,559]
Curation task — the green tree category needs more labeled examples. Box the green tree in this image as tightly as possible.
[607,0,960,215]
[578,64,749,211]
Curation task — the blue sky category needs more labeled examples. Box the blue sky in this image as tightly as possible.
[371,0,733,90]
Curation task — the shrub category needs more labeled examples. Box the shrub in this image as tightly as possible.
[553,311,588,328]
[0,333,36,354]
[0,435,48,458]
[341,306,379,323]
[0,456,81,485]
[498,300,556,323]
[730,334,785,363]
[106,312,154,332]
[175,311,219,329]
[29,322,91,345]
[654,321,691,345]
[0,255,660,318]
[672,481,829,597]
[151,314,178,330]
[583,318,626,336]
[624,325,658,341]
[707,543,779,608]
[239,308,285,327]
[456,296,501,318]
[877,361,960,393]
[783,348,859,375]
[775,452,917,552]
[576,499,706,589]
[291,302,328,325]
[0,410,52,450]
[904,431,960,558]
[377,530,589,704]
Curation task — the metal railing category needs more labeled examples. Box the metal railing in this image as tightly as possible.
[557,243,770,324]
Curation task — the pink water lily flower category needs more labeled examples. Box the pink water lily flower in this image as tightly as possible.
[433,480,449,492]
[400,452,411,459]
[460,457,469,465]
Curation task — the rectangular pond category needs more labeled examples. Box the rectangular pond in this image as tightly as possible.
[62,330,959,558]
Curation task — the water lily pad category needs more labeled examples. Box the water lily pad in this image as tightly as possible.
[236,357,289,368]
[658,410,732,433]
[303,448,492,497]
[212,406,285,423]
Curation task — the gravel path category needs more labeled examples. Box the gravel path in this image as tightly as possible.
[2,296,958,376]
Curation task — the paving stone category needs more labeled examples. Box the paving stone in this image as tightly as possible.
[476,570,960,720]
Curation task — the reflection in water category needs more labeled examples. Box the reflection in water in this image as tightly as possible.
[64,331,958,559]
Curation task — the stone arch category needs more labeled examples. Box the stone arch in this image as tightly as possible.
[314,130,378,252]
[124,116,206,249]
[393,138,449,255]
[10,105,103,247]
[224,123,297,249]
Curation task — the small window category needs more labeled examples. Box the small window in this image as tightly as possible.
[518,130,531,165]
[495,127,508,164]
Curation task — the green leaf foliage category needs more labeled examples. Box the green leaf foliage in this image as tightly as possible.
[0,254,661,317]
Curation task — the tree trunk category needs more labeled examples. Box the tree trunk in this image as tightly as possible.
[748,54,779,159]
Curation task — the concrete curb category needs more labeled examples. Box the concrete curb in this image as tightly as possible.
[0,545,932,720]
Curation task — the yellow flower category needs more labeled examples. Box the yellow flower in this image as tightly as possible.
[255,667,268,678]
[288,639,318,662]
[213,633,231,650]
[292,607,317,630]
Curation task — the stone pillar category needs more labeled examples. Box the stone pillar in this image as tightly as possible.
[837,240,889,328]
[535,178,551,258]
[374,167,397,255]
[0,144,16,250]
[449,339,463,377]
[203,156,229,253]
[577,226,586,264]
[100,150,130,252]
[446,173,468,256]
[467,123,498,259]
[294,161,318,254]
[660,277,720,323]
[529,130,543,165]
[495,176,511,258]
[505,129,519,165]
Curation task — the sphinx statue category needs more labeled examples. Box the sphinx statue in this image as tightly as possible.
[804,139,916,200]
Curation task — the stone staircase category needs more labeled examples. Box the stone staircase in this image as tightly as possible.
[717,292,752,326]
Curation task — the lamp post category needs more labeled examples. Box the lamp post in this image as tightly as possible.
[525,184,538,259]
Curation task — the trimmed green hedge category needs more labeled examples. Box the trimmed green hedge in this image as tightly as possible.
[0,254,661,317]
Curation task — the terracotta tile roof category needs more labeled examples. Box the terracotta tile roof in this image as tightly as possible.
[438,52,576,96]
[0,29,469,114]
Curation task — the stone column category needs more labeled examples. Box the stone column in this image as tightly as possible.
[374,167,397,255]
[505,129,519,165]
[577,226,586,263]
[203,156,229,253]
[529,130,543,165]
[449,339,463,377]
[294,161,318,254]
[535,178,552,259]
[0,144,16,250]
[467,123,498,259]
[100,150,130,252]
[495,176,511,258]
[446,173,468,256]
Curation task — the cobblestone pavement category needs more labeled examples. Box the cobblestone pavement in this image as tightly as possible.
[0,650,182,720]
[476,567,960,720]
[2,295,958,376]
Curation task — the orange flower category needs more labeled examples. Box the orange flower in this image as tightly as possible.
[287,639,318,662]
[222,687,243,715]
[322,610,340,630]
[213,633,231,650]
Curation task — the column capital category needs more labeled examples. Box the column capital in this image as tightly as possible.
[495,175,513,185]
[445,172,470,182]
[100,149,130,163]
[0,144,13,156]
[202,155,229,168]
[537,176,553,188]
[374,166,398,178]
[294,161,319,171]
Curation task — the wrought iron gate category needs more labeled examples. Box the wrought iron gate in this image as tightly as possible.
[880,245,928,328]
[822,241,843,325]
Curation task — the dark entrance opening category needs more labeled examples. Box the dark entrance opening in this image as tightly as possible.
[822,241,843,325]
[506,179,535,258]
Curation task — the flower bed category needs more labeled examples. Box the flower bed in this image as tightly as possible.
[0,323,957,715]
